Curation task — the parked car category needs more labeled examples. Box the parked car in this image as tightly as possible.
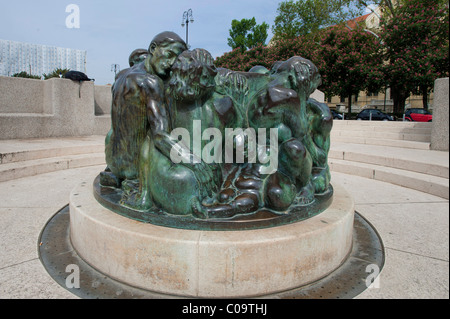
[404,108,432,122]
[331,110,343,120]
[356,109,394,121]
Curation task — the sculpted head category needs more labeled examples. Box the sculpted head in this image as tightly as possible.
[129,49,148,67]
[146,31,187,79]
[169,48,218,101]
[273,56,321,95]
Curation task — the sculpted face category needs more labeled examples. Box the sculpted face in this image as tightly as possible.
[149,42,186,79]
[292,59,321,95]
[276,57,321,95]
[169,49,217,102]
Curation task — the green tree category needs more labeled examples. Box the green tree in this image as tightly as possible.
[380,0,449,112]
[43,68,70,80]
[312,25,385,117]
[227,17,269,52]
[273,0,367,39]
[12,71,41,79]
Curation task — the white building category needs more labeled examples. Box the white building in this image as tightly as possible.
[0,39,86,77]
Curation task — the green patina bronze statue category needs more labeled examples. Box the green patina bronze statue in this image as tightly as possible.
[95,31,333,230]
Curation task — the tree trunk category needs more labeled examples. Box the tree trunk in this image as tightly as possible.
[421,86,428,110]
[392,87,408,115]
[347,93,352,119]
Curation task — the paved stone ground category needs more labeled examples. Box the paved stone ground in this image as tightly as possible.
[0,164,448,299]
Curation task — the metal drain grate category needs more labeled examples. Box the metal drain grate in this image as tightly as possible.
[38,206,384,299]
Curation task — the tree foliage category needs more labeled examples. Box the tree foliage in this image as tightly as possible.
[217,0,449,114]
[10,68,72,80]
[314,25,384,115]
[12,71,41,79]
[217,24,384,118]
[227,17,269,52]
[43,68,70,80]
[273,0,367,39]
[379,0,449,112]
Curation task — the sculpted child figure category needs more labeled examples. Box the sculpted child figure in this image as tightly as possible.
[205,56,332,217]
[269,57,332,194]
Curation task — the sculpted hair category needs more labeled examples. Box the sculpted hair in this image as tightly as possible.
[149,31,187,52]
[274,56,321,94]
[169,48,217,100]
[129,48,148,66]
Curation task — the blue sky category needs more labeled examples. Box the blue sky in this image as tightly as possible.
[0,0,282,84]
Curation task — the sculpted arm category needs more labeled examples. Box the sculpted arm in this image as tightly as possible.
[142,76,216,195]
[142,76,193,161]
[142,76,173,156]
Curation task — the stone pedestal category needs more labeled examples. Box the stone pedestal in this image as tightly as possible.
[69,182,354,298]
[431,77,449,151]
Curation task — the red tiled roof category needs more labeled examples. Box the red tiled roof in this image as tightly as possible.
[346,13,371,28]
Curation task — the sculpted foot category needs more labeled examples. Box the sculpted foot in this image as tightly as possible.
[119,179,153,211]
[192,197,209,219]
[294,183,315,205]
[99,170,121,188]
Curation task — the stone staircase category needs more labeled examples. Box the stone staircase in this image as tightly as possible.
[0,124,448,200]
[329,121,449,199]
[331,120,432,149]
[0,136,105,183]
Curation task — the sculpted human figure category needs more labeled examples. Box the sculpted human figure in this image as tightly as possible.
[98,31,332,222]
[128,48,148,67]
[189,58,320,217]
[136,48,235,216]
[269,57,332,194]
[306,99,332,193]
[170,57,326,218]
[102,32,188,189]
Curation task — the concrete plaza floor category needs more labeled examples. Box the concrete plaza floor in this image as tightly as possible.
[0,152,448,299]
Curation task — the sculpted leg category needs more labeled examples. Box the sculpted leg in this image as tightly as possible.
[100,129,122,188]
[145,139,203,216]
[278,138,314,204]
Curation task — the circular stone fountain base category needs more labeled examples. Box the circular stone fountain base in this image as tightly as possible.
[65,181,355,298]
[39,181,384,299]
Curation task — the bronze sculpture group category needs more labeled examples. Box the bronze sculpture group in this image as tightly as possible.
[97,31,333,226]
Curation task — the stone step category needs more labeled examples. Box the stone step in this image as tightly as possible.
[329,144,448,179]
[330,136,431,150]
[0,136,105,164]
[332,120,432,130]
[0,153,106,182]
[329,158,449,199]
[331,130,431,142]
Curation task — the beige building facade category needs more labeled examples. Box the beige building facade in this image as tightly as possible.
[327,89,434,114]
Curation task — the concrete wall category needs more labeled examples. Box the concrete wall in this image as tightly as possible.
[1,75,324,140]
[430,78,449,151]
[0,76,46,114]
[0,76,111,140]
[94,85,113,115]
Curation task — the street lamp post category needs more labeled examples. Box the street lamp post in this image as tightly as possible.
[181,9,194,47]
[111,64,120,79]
